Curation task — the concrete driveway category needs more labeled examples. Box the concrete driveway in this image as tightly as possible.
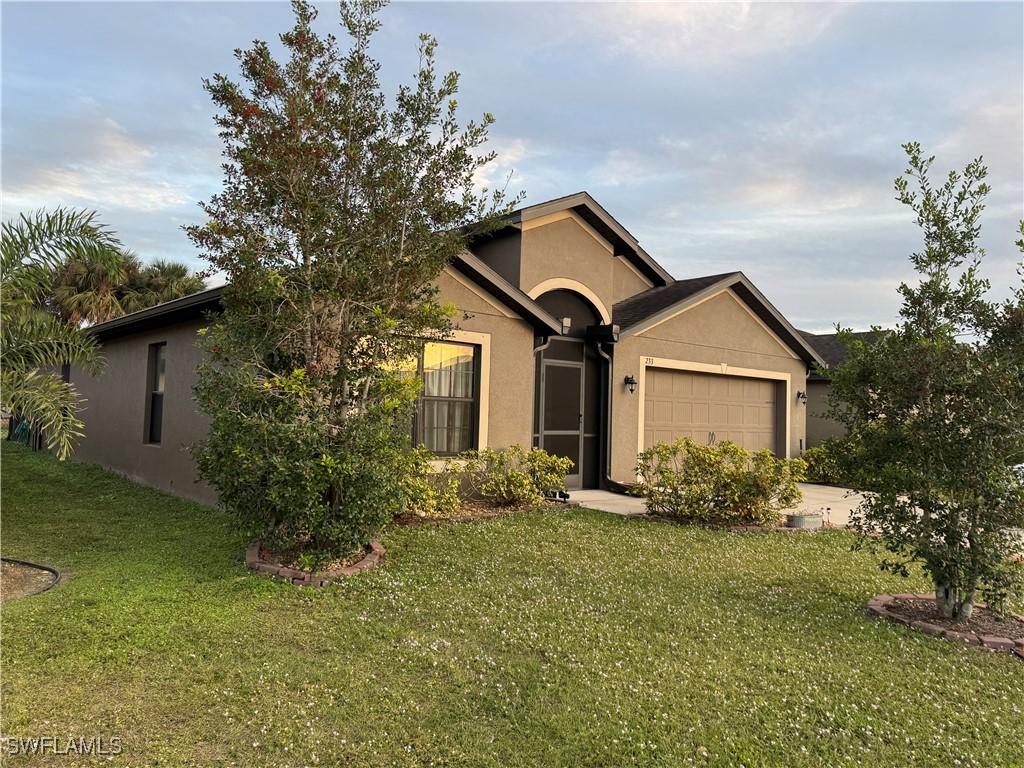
[568,483,864,528]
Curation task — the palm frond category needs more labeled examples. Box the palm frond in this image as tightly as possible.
[1,303,103,374]
[1,208,125,304]
[0,368,86,460]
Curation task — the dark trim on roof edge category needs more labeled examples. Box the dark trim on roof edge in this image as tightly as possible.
[617,273,825,367]
[452,251,562,335]
[88,286,224,341]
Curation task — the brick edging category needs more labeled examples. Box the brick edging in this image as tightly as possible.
[245,540,385,587]
[867,593,1024,659]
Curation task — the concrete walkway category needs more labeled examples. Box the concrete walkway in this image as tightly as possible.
[568,483,864,528]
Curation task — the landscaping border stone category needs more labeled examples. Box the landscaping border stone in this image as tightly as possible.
[245,541,384,587]
[867,593,1024,659]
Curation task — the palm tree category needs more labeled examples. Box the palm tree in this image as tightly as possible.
[51,253,205,323]
[50,250,135,324]
[1,209,124,458]
[130,259,206,308]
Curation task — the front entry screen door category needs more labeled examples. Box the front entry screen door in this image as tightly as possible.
[542,361,583,488]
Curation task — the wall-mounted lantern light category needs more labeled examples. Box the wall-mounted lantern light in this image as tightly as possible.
[561,316,573,335]
[796,390,808,405]
[624,375,638,394]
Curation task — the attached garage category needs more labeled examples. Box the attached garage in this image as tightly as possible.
[642,366,783,454]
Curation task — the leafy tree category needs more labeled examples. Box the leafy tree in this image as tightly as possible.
[829,144,1024,620]
[1,209,123,457]
[52,252,205,324]
[186,0,515,554]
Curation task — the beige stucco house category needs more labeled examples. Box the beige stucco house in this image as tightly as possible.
[70,192,824,505]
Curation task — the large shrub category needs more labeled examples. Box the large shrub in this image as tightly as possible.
[195,362,417,553]
[186,1,516,555]
[802,437,857,486]
[462,445,573,507]
[633,438,805,526]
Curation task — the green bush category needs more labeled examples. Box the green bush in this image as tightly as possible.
[194,359,416,556]
[633,438,805,526]
[802,436,856,486]
[403,447,462,519]
[461,445,573,507]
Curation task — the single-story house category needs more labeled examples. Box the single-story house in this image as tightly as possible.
[69,192,825,505]
[798,329,882,448]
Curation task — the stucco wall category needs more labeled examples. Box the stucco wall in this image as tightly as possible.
[806,379,846,447]
[435,270,536,450]
[520,215,617,320]
[70,318,216,506]
[612,257,654,303]
[608,289,809,482]
[68,270,537,506]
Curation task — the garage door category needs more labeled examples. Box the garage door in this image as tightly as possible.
[643,368,778,453]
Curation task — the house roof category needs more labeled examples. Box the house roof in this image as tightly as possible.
[613,272,826,367]
[89,285,224,341]
[86,251,562,341]
[503,191,675,286]
[612,272,739,330]
[450,251,562,334]
[798,329,884,379]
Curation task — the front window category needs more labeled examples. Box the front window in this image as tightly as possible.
[412,341,479,455]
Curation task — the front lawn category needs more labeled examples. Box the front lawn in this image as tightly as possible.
[1,443,1021,767]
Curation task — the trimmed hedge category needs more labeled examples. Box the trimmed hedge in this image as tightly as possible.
[634,438,805,526]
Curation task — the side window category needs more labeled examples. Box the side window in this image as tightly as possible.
[412,341,479,456]
[144,342,167,445]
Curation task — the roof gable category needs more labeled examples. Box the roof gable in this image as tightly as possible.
[507,192,674,287]
[614,272,825,367]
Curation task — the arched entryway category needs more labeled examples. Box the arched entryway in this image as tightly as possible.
[532,289,604,489]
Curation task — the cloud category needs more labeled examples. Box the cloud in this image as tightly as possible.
[586,2,849,68]
[3,105,194,213]
[473,137,531,196]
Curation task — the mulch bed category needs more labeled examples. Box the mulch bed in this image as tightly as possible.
[889,597,1024,639]
[868,593,1024,658]
[258,544,369,573]
[245,541,384,587]
[1,559,59,601]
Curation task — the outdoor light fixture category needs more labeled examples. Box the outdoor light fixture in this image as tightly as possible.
[624,375,638,394]
[796,390,808,405]
[561,316,572,335]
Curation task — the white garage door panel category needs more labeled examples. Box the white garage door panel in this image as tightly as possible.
[643,369,777,453]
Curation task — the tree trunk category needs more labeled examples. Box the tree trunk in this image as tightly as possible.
[935,582,975,622]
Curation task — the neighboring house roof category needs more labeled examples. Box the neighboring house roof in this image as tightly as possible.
[503,191,675,287]
[612,271,826,367]
[86,250,563,341]
[798,329,884,379]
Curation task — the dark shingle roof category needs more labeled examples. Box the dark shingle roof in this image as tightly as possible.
[612,272,739,331]
[798,330,882,367]
[798,330,883,378]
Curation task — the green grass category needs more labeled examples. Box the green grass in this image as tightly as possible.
[1,443,1022,768]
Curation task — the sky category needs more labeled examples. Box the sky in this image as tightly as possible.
[2,1,1022,332]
